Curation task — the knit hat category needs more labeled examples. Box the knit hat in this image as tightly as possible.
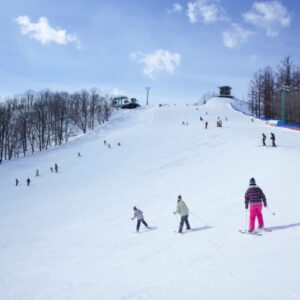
[249,178,256,186]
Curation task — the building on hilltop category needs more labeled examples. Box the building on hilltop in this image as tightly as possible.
[218,86,233,98]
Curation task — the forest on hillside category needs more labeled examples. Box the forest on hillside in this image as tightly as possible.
[248,56,300,123]
[0,89,113,163]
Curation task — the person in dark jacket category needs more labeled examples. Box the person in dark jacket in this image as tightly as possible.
[262,133,266,146]
[15,179,19,186]
[270,133,276,147]
[26,178,31,186]
[54,163,58,173]
[245,178,267,232]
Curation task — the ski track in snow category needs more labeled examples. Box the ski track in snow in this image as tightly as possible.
[1,98,300,300]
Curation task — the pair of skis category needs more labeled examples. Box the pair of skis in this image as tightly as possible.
[239,228,272,236]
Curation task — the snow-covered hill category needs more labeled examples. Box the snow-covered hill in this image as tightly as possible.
[1,97,300,300]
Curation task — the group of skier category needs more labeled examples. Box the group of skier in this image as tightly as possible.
[262,132,276,147]
[132,177,269,234]
[15,163,59,187]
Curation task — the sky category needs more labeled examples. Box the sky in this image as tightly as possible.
[0,0,300,104]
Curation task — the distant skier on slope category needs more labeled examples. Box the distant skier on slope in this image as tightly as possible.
[131,206,149,232]
[36,169,39,177]
[15,179,19,186]
[262,133,266,146]
[205,121,208,129]
[270,133,276,147]
[245,178,267,233]
[174,195,191,233]
[26,178,31,186]
[54,163,58,173]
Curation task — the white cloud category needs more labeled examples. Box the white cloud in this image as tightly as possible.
[222,23,253,49]
[243,1,292,37]
[131,49,182,79]
[168,3,183,14]
[15,16,80,48]
[186,0,228,24]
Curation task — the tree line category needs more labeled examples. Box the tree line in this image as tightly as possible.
[0,89,114,163]
[248,56,300,123]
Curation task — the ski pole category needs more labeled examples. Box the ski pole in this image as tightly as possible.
[266,206,276,216]
[190,210,207,226]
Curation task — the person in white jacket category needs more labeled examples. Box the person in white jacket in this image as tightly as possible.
[131,206,149,232]
[174,195,191,233]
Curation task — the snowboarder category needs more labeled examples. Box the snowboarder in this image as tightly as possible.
[270,133,276,147]
[54,163,58,173]
[245,178,267,232]
[205,121,208,129]
[26,178,31,186]
[174,195,191,233]
[15,179,19,186]
[36,169,39,177]
[262,133,266,146]
[131,206,149,232]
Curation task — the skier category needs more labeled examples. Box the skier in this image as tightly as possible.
[50,167,53,173]
[78,152,81,157]
[174,195,191,233]
[245,178,267,232]
[36,169,39,177]
[26,178,31,186]
[270,133,276,147]
[262,133,266,146]
[182,121,185,125]
[117,142,121,146]
[104,140,107,145]
[200,116,203,121]
[205,121,208,129]
[131,206,149,232]
[15,179,19,186]
[108,144,111,149]
[54,163,58,173]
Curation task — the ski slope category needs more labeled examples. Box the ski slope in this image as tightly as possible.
[1,97,300,300]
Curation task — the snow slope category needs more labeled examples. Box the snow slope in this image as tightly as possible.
[1,97,300,300]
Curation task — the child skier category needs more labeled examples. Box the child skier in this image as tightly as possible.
[174,195,191,233]
[131,206,149,232]
[245,178,267,232]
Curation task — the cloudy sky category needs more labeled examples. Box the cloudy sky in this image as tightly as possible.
[0,0,299,103]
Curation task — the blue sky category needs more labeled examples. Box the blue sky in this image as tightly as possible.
[0,0,299,103]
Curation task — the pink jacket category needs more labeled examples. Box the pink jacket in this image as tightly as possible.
[133,209,144,220]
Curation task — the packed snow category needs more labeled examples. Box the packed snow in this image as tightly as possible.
[1,97,300,300]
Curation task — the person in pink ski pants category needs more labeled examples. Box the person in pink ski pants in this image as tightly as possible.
[245,178,267,232]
